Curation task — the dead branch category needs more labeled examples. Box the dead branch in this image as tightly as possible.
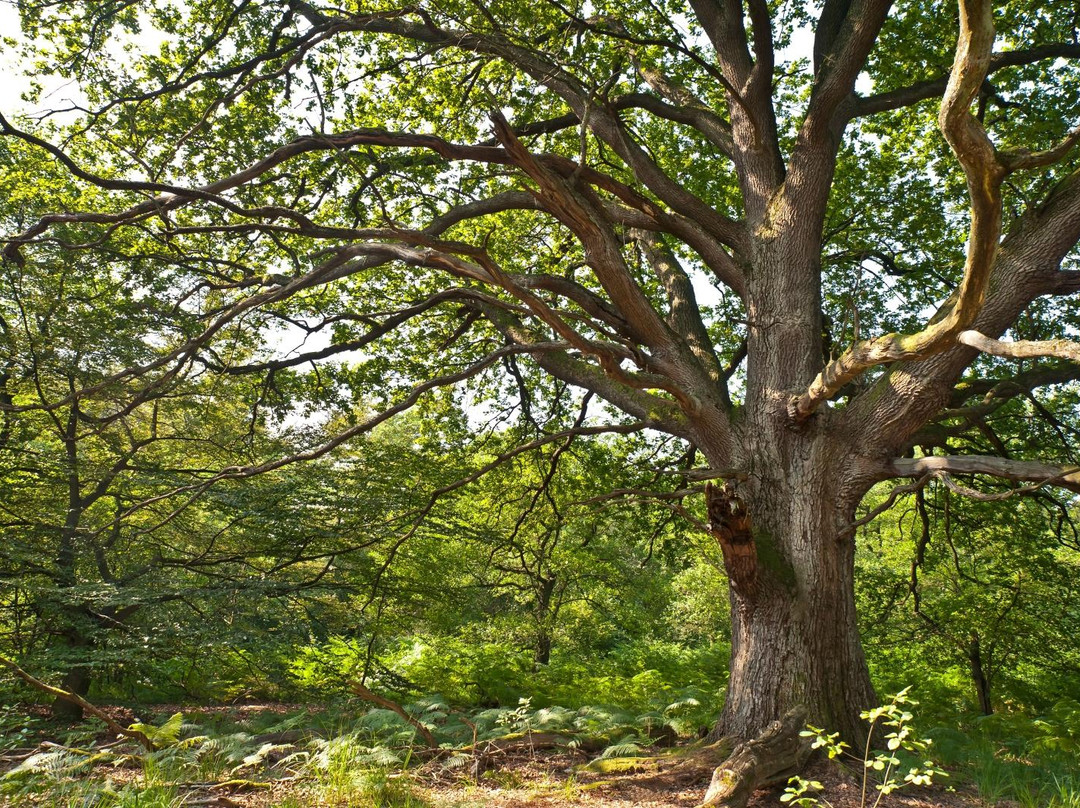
[888,455,1080,493]
[0,655,153,750]
[958,330,1080,362]
[348,680,437,748]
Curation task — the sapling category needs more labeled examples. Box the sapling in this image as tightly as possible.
[781,688,947,808]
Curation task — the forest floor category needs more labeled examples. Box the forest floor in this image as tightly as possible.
[417,748,979,808]
[122,747,985,808]
[0,703,991,808]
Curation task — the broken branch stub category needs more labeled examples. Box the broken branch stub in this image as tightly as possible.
[706,482,758,598]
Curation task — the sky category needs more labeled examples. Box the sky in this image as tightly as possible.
[0,3,29,114]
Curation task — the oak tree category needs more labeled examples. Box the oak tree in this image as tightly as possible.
[4,0,1080,797]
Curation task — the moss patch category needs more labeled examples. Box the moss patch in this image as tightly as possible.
[753,528,797,591]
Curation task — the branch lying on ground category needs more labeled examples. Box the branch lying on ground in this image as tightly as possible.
[0,655,153,750]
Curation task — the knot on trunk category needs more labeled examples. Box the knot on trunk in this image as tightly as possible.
[706,482,759,598]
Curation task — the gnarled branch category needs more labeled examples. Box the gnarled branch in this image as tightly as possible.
[792,0,1004,421]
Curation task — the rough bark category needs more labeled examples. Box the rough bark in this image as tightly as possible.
[533,632,552,669]
[705,437,877,745]
[532,575,557,670]
[704,203,878,744]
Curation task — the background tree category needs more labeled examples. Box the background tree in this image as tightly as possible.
[3,0,1080,797]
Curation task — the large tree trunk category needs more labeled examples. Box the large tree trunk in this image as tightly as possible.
[705,431,877,745]
[695,213,879,745]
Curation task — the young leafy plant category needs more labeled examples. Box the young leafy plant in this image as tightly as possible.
[782,688,947,808]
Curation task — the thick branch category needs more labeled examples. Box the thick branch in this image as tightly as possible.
[801,0,892,142]
[793,0,1003,420]
[492,115,677,355]
[844,166,1080,456]
[637,231,724,384]
[1000,123,1080,173]
[688,0,785,212]
[888,455,1080,493]
[958,330,1080,362]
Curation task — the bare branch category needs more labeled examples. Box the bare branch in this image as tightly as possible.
[936,472,1067,502]
[792,0,1004,421]
[847,473,933,537]
[1001,123,1080,173]
[888,455,1080,493]
[843,167,1080,456]
[958,330,1080,362]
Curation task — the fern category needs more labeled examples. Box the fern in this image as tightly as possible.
[598,734,649,759]
[128,712,185,748]
[443,752,474,770]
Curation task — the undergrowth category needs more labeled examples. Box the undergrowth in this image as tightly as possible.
[0,694,1078,806]
[0,691,703,807]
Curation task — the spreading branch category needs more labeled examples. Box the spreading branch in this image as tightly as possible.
[958,330,1080,362]
[888,455,1080,494]
[855,43,1080,117]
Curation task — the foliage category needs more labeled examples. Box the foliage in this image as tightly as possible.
[783,689,947,808]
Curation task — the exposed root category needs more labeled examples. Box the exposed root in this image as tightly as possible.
[698,707,810,808]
